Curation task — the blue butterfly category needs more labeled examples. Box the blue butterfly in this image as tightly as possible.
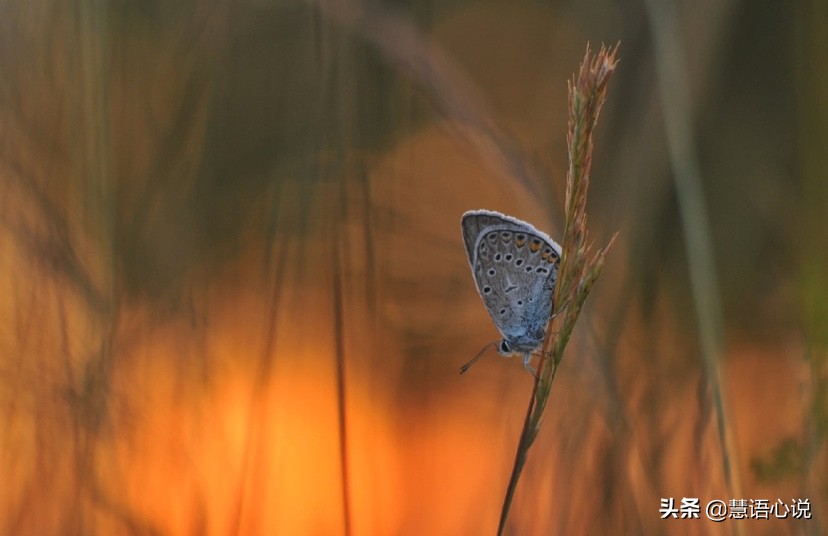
[461,210,561,373]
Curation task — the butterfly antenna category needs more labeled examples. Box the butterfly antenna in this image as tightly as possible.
[460,340,499,374]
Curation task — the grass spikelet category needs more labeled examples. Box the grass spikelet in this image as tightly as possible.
[497,44,619,535]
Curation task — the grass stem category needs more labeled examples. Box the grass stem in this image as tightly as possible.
[496,44,619,535]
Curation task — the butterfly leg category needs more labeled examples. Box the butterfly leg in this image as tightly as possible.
[550,296,571,320]
[523,353,539,379]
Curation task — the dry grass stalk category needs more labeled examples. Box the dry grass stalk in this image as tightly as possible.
[497,44,619,535]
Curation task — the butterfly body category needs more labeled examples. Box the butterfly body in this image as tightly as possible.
[461,210,561,372]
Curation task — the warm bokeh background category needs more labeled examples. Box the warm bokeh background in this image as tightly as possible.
[0,1,824,534]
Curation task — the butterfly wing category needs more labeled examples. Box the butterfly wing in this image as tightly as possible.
[461,210,561,352]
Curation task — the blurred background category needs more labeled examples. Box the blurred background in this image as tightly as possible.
[0,0,824,534]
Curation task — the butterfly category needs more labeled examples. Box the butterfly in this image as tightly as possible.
[460,210,561,374]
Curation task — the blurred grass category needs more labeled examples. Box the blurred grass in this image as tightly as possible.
[796,0,828,529]
[643,1,743,529]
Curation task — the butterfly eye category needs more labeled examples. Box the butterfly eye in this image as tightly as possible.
[499,340,511,353]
